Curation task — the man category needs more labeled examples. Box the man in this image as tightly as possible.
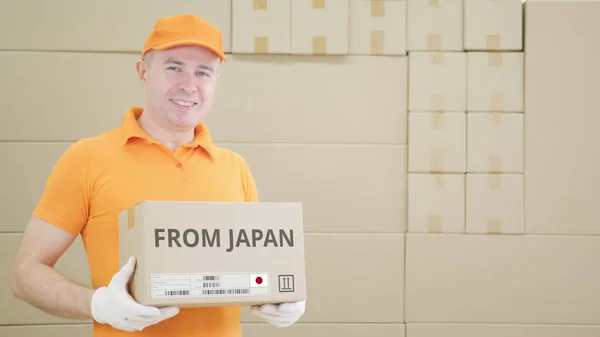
[10,13,305,336]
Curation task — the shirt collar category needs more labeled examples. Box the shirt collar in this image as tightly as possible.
[121,106,215,158]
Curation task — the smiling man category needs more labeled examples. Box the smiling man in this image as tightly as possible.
[135,25,222,152]
[10,14,305,337]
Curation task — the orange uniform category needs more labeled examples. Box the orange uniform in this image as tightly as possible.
[33,107,258,337]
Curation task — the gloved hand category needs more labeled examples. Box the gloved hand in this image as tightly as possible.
[90,256,180,332]
[250,300,306,327]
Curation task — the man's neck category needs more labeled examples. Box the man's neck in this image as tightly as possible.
[137,112,194,152]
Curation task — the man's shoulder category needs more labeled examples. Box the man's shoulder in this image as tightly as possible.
[59,126,125,162]
[210,145,252,168]
[80,125,126,148]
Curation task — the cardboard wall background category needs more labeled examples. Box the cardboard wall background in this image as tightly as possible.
[1,0,599,336]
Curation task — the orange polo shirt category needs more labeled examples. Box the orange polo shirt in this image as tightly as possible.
[33,106,258,337]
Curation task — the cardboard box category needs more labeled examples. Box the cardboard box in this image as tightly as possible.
[467,112,524,173]
[407,0,463,51]
[291,0,349,55]
[408,112,466,173]
[408,324,600,337]
[348,0,407,55]
[466,173,523,234]
[0,1,232,53]
[408,173,465,233]
[408,52,467,112]
[405,234,600,324]
[464,0,523,51]
[524,0,600,235]
[232,0,291,54]
[119,201,306,307]
[467,52,524,112]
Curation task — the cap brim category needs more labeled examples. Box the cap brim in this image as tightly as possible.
[149,38,226,62]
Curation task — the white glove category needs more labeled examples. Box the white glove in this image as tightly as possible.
[250,300,306,327]
[91,256,180,332]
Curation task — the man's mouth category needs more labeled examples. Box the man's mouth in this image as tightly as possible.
[170,99,196,108]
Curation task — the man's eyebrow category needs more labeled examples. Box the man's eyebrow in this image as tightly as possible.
[164,58,214,72]
[197,64,215,72]
[164,58,184,66]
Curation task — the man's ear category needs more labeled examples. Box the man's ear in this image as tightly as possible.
[135,59,147,84]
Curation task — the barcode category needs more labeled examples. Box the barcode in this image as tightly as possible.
[203,275,219,281]
[203,282,220,288]
[164,290,189,296]
[202,288,250,295]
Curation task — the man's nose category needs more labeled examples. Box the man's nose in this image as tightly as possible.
[178,74,198,93]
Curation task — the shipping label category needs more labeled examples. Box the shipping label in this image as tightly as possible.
[150,272,270,299]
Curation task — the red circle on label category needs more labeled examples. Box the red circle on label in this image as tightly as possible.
[255,276,263,284]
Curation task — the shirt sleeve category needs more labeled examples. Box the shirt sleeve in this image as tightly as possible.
[32,139,92,236]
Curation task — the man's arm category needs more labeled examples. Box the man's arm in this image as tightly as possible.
[10,215,94,320]
[10,139,179,331]
[10,215,181,331]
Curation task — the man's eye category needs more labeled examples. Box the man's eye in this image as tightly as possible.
[197,71,210,77]
[167,66,179,71]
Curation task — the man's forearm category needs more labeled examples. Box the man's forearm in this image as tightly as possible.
[11,261,96,320]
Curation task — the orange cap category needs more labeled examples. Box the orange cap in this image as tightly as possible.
[142,14,226,62]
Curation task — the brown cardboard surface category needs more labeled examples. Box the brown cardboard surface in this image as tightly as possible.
[242,323,406,336]
[406,233,600,324]
[408,112,466,173]
[407,0,463,51]
[467,112,524,173]
[0,325,93,337]
[291,0,349,54]
[119,201,306,307]
[408,52,467,112]
[464,0,523,51]
[349,0,407,55]
[232,0,291,54]
[408,173,465,233]
[0,52,142,141]
[219,143,407,233]
[408,323,600,337]
[0,143,72,232]
[465,173,523,234]
[467,52,524,112]
[524,0,600,234]
[207,54,408,144]
[0,0,232,52]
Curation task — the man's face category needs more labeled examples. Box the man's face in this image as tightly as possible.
[137,45,220,131]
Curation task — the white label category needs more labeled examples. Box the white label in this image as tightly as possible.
[151,272,270,299]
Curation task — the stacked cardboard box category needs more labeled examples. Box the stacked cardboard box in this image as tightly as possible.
[464,0,524,234]
[463,0,523,51]
[407,0,465,234]
[524,0,600,235]
[407,0,463,51]
[407,0,524,235]
[349,0,407,55]
[290,0,349,55]
[231,0,291,54]
[231,0,350,55]
[232,0,408,56]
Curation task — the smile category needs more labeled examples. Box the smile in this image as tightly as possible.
[170,99,196,107]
